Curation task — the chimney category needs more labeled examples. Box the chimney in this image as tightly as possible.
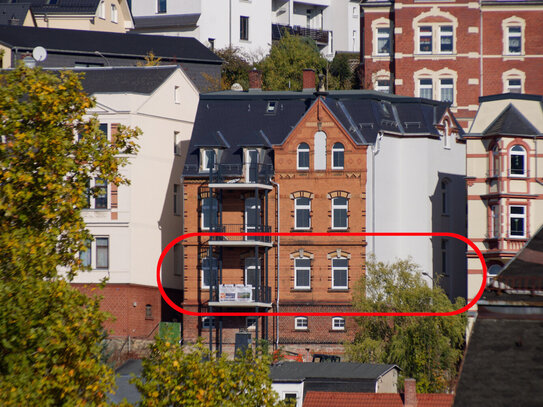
[302,69,315,92]
[249,69,262,91]
[404,378,417,407]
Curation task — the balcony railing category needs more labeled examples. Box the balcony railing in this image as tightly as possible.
[272,23,330,45]
[210,163,273,185]
[210,284,272,305]
[209,224,272,243]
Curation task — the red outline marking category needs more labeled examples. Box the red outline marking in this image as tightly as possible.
[157,232,487,317]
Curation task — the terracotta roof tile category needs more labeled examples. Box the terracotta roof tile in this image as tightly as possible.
[303,392,454,407]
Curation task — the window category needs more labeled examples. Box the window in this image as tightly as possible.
[284,393,299,404]
[507,78,522,93]
[111,4,118,23]
[332,257,348,289]
[240,16,249,41]
[173,184,181,215]
[202,317,215,329]
[80,239,92,267]
[419,26,432,53]
[157,0,167,13]
[441,179,449,215]
[145,304,153,320]
[443,120,451,149]
[99,123,108,139]
[509,206,526,238]
[245,149,259,183]
[441,239,448,276]
[332,197,348,230]
[507,26,522,54]
[439,26,453,53]
[375,79,391,93]
[491,205,500,238]
[201,257,217,289]
[376,27,390,55]
[314,131,327,170]
[246,317,257,330]
[201,197,218,230]
[492,145,500,177]
[332,143,344,170]
[294,257,311,289]
[295,316,308,330]
[173,243,182,276]
[201,149,216,172]
[510,145,526,176]
[96,237,109,269]
[98,1,105,19]
[174,131,181,155]
[174,86,180,104]
[419,78,433,99]
[332,317,345,330]
[266,101,277,114]
[294,197,311,230]
[244,257,259,287]
[439,78,454,103]
[85,178,108,209]
[487,264,502,285]
[297,143,309,170]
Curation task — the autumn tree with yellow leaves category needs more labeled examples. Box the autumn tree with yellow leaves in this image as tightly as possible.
[0,65,140,405]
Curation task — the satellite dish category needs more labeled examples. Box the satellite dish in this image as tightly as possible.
[231,83,243,91]
[32,46,47,62]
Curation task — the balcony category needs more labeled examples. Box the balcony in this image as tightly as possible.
[209,284,272,308]
[272,23,330,45]
[209,163,273,190]
[208,224,273,247]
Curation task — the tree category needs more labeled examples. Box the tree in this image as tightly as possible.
[0,66,140,405]
[346,256,467,393]
[257,32,327,91]
[328,53,354,90]
[215,46,251,90]
[132,338,288,407]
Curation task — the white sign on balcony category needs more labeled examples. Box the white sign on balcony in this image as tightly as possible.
[219,284,253,302]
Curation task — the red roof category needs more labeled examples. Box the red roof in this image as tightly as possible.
[303,392,454,407]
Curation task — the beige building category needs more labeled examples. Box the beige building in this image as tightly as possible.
[0,0,133,33]
[466,93,543,305]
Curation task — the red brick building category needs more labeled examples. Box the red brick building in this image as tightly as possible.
[359,0,543,129]
[181,70,465,355]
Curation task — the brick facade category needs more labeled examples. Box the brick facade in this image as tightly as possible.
[360,0,543,129]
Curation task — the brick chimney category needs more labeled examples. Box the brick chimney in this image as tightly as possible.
[302,69,315,92]
[404,378,417,407]
[248,69,262,91]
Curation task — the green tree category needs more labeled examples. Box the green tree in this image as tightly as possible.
[329,53,355,90]
[0,65,140,405]
[346,256,466,393]
[133,338,288,407]
[257,32,327,91]
[215,46,251,90]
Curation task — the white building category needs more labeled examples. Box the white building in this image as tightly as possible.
[70,65,199,338]
[129,0,360,59]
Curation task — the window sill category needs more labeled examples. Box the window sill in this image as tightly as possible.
[239,39,251,43]
[292,288,311,292]
[294,328,309,332]
[328,288,349,293]
[329,329,345,333]
[291,228,312,232]
[328,228,349,233]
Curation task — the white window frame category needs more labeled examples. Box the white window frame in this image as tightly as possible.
[439,25,453,54]
[492,145,500,177]
[502,17,525,56]
[490,204,500,239]
[294,316,308,330]
[200,149,216,172]
[376,27,391,56]
[201,257,216,289]
[507,78,522,93]
[85,177,109,210]
[331,256,348,289]
[174,131,181,155]
[418,78,433,99]
[418,25,433,54]
[507,26,522,55]
[509,205,526,238]
[443,120,451,149]
[174,86,181,104]
[332,142,344,170]
[240,16,249,41]
[294,257,311,289]
[510,145,527,177]
[332,317,345,331]
[487,264,502,286]
[297,143,310,170]
[95,236,109,270]
[111,4,118,23]
[79,239,92,268]
[375,79,391,93]
[97,1,105,19]
[439,78,454,103]
[294,197,311,230]
[331,197,348,230]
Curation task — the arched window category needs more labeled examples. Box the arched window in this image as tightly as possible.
[332,317,345,330]
[295,316,308,330]
[510,145,526,176]
[332,142,344,169]
[487,264,503,286]
[294,197,311,230]
[332,197,348,229]
[297,143,309,170]
[314,131,327,170]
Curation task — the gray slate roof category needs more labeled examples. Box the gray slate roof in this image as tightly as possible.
[0,3,32,25]
[0,24,222,63]
[270,362,399,382]
[183,90,457,177]
[134,13,200,29]
[483,103,540,137]
[0,0,100,14]
[57,65,180,95]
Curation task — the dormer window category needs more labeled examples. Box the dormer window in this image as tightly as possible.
[266,101,277,114]
[200,149,216,172]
